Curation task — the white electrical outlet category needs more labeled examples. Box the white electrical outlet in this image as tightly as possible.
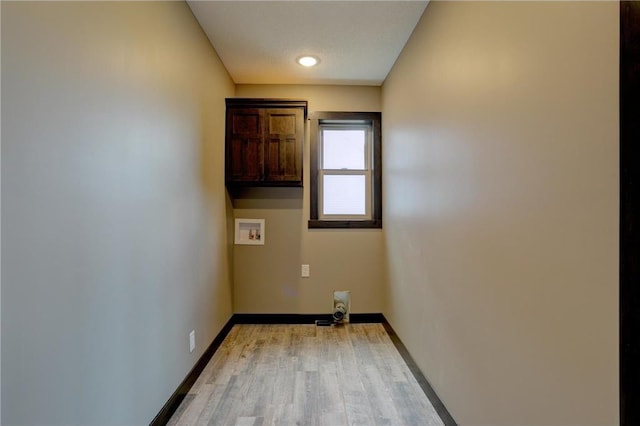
[301,264,310,277]
[189,330,195,353]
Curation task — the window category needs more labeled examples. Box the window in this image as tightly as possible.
[309,112,382,228]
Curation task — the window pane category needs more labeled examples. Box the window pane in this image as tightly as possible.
[322,129,365,169]
[323,175,366,215]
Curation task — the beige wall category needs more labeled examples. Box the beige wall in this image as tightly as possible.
[1,1,621,424]
[1,2,234,424]
[1,2,3,420]
[232,85,385,314]
[382,2,619,425]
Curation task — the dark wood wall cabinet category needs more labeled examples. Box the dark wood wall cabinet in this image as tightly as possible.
[225,98,307,187]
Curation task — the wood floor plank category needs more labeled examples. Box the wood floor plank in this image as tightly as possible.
[169,324,445,426]
[171,384,217,425]
[194,383,229,424]
[166,394,195,426]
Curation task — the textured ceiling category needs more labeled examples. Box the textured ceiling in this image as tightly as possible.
[188,1,429,86]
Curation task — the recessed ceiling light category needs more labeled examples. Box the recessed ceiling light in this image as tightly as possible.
[297,56,319,67]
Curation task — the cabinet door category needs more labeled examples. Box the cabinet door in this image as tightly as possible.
[263,108,303,184]
[226,109,264,183]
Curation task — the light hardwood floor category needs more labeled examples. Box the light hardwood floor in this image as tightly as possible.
[168,323,445,426]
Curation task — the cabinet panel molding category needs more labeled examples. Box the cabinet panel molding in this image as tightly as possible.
[225,99,307,187]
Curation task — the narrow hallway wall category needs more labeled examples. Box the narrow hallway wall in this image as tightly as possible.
[1,2,234,424]
[382,2,619,425]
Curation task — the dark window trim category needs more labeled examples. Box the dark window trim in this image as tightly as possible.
[308,111,382,229]
[620,2,640,425]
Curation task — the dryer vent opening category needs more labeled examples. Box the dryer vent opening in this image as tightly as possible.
[333,290,351,323]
